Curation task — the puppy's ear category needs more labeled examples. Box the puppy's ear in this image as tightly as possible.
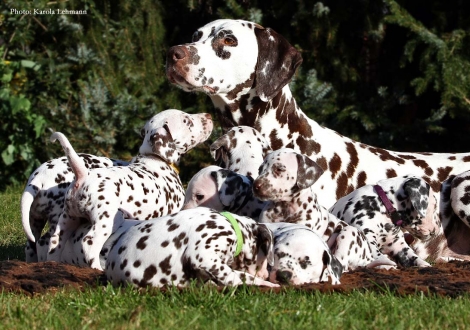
[150,125,179,164]
[322,251,342,284]
[210,137,230,168]
[211,170,248,209]
[403,177,429,217]
[254,27,303,102]
[296,154,324,190]
[256,224,274,266]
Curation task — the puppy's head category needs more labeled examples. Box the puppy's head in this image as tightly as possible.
[139,109,213,164]
[267,224,342,285]
[210,126,272,179]
[253,148,323,202]
[183,166,253,213]
[396,177,440,240]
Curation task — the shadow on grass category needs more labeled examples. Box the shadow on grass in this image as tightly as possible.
[0,243,25,261]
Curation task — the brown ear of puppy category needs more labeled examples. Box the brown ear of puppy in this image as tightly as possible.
[254,27,303,102]
[151,125,178,164]
[257,224,274,266]
[296,153,324,190]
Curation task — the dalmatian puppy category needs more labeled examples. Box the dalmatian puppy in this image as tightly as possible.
[47,109,213,270]
[182,165,266,220]
[253,148,396,271]
[167,19,470,261]
[264,222,343,285]
[105,208,279,288]
[210,126,272,178]
[329,176,440,267]
[21,155,129,262]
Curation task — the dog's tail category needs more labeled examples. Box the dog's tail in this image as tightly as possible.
[20,183,39,243]
[50,132,88,190]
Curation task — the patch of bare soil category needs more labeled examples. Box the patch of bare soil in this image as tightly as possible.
[2,260,470,297]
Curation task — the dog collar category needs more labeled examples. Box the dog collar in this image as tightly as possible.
[373,184,403,227]
[220,211,244,257]
[169,163,179,175]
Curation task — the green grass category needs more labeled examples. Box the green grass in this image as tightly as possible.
[0,185,27,261]
[2,188,470,329]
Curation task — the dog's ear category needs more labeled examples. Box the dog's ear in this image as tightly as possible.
[210,137,230,168]
[211,170,249,210]
[322,250,342,284]
[403,177,429,217]
[257,224,274,266]
[254,27,303,102]
[150,125,179,164]
[296,153,324,190]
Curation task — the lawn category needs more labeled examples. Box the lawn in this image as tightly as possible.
[2,187,470,329]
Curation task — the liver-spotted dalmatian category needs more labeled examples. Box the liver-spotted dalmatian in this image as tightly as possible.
[253,148,395,271]
[46,109,213,270]
[166,19,470,261]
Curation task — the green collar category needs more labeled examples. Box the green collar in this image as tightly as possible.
[220,211,243,257]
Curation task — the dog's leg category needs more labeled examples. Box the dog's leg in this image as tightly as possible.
[388,234,431,267]
[329,225,376,271]
[226,270,279,287]
[80,210,118,270]
[46,211,81,262]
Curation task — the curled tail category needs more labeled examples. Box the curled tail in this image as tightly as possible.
[50,132,88,190]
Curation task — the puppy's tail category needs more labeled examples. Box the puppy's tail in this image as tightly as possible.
[20,184,38,243]
[50,132,88,190]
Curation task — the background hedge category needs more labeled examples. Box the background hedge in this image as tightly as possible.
[1,0,469,189]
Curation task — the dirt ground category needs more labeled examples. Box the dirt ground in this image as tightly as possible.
[2,260,470,297]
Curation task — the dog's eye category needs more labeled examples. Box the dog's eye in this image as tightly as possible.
[196,194,204,201]
[140,128,145,138]
[223,37,237,46]
[192,31,203,42]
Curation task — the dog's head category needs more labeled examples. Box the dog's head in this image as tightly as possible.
[183,166,256,214]
[166,19,302,102]
[253,148,324,202]
[210,126,272,179]
[378,176,441,240]
[265,223,342,285]
[139,109,213,164]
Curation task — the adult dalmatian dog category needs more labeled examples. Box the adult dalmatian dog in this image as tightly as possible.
[166,19,470,260]
[46,110,213,270]
[105,208,278,288]
[21,155,129,262]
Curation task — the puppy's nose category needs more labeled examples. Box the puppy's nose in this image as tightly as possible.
[276,270,292,284]
[253,180,262,193]
[168,46,187,62]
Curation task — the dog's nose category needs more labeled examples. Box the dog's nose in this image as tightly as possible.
[168,46,187,62]
[253,180,262,193]
[276,270,292,284]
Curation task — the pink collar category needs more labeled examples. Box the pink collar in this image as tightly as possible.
[373,185,403,227]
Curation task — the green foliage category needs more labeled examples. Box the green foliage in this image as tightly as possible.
[1,0,470,189]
